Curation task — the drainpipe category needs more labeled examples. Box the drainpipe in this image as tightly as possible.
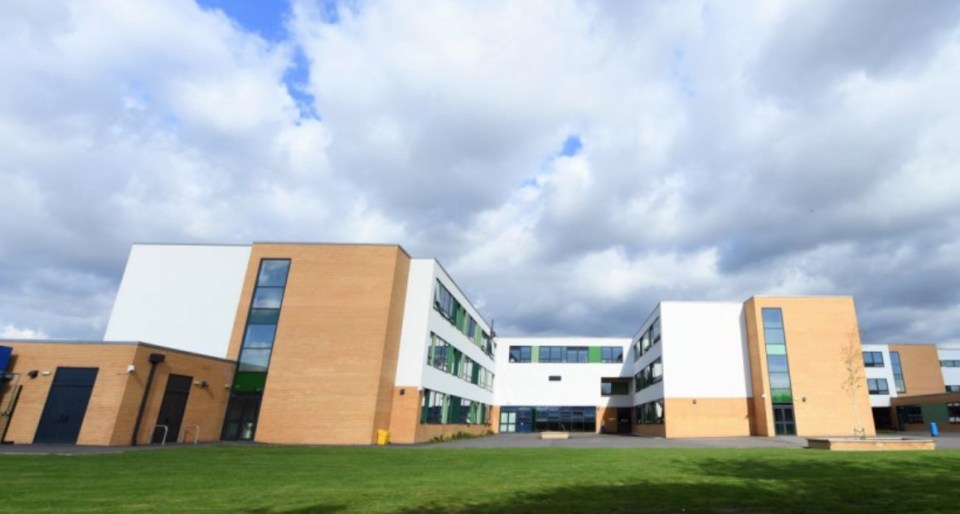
[131,353,165,446]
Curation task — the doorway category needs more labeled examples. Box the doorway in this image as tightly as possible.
[152,374,192,444]
[617,408,633,434]
[773,405,796,435]
[34,367,99,444]
[221,393,262,441]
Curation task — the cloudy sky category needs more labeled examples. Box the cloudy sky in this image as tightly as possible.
[3,0,960,345]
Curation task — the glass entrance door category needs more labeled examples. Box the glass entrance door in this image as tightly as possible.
[221,394,262,441]
[773,405,796,435]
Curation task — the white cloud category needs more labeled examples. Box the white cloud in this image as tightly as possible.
[1,0,960,344]
[1,324,49,340]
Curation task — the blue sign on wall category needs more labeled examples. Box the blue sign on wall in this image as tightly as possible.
[0,346,11,373]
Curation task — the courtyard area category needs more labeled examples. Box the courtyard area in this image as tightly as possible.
[1,439,958,513]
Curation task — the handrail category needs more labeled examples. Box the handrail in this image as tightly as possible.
[151,424,169,445]
[179,424,200,445]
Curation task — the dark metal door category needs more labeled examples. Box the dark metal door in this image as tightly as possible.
[34,368,98,444]
[152,374,192,444]
[617,408,633,434]
[773,405,796,435]
[221,393,262,441]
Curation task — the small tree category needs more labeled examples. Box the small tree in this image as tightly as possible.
[840,329,867,439]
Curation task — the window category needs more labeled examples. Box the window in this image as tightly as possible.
[761,308,793,406]
[863,351,884,368]
[948,403,960,424]
[941,360,960,367]
[635,358,662,392]
[601,379,629,396]
[891,351,906,393]
[901,405,923,424]
[565,347,588,363]
[601,346,623,363]
[539,346,564,363]
[434,281,456,320]
[635,400,664,425]
[867,378,889,395]
[422,390,445,424]
[509,346,531,363]
[947,385,960,393]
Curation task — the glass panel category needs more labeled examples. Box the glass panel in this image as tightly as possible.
[770,372,791,389]
[248,308,280,324]
[763,328,785,344]
[767,344,787,356]
[238,348,272,372]
[233,371,267,392]
[761,308,783,328]
[258,260,290,287]
[770,388,792,403]
[252,287,284,309]
[242,324,276,349]
[767,355,788,373]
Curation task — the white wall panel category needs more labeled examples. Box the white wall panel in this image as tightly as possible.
[104,244,250,358]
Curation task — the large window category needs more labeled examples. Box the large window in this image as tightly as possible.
[633,318,661,361]
[891,351,906,393]
[509,346,532,363]
[863,352,884,368]
[601,379,630,396]
[421,389,488,425]
[635,358,663,392]
[762,308,794,405]
[434,281,495,357]
[539,346,564,363]
[224,259,291,441]
[601,346,623,363]
[565,347,588,363]
[948,403,960,424]
[901,405,923,424]
[635,400,664,425]
[947,385,960,393]
[941,360,960,367]
[867,378,890,395]
[428,333,493,391]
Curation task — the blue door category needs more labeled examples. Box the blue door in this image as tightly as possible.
[34,368,98,444]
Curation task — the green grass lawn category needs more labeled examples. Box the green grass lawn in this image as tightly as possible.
[2,446,959,513]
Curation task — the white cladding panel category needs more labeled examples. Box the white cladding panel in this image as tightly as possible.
[103,244,250,358]
[862,344,897,407]
[394,259,435,386]
[395,259,494,404]
[939,347,960,390]
[494,337,632,407]
[659,302,753,399]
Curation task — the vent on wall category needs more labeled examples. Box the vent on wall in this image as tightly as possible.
[548,375,561,382]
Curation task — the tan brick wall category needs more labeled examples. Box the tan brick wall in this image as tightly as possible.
[889,344,945,396]
[126,345,234,445]
[665,398,753,438]
[241,244,411,445]
[745,297,876,438]
[743,297,770,436]
[0,341,232,446]
[415,422,489,442]
[632,423,666,437]
[387,387,421,444]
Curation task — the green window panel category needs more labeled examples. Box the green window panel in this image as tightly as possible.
[588,346,601,363]
[767,344,787,356]
[248,308,280,324]
[233,372,267,392]
[770,388,793,404]
[531,346,539,363]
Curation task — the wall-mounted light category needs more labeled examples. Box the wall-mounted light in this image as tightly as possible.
[400,388,406,396]
[126,364,136,374]
[692,399,697,405]
[27,370,39,379]
[193,380,209,388]
[802,396,807,403]
[40,370,51,376]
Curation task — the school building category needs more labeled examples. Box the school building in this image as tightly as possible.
[1,243,957,445]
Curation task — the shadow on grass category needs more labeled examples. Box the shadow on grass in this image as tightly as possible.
[242,505,346,514]
[395,454,960,513]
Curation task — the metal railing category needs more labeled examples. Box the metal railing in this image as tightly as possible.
[179,424,200,444]
[151,424,169,445]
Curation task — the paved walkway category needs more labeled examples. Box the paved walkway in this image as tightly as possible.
[2,431,956,454]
